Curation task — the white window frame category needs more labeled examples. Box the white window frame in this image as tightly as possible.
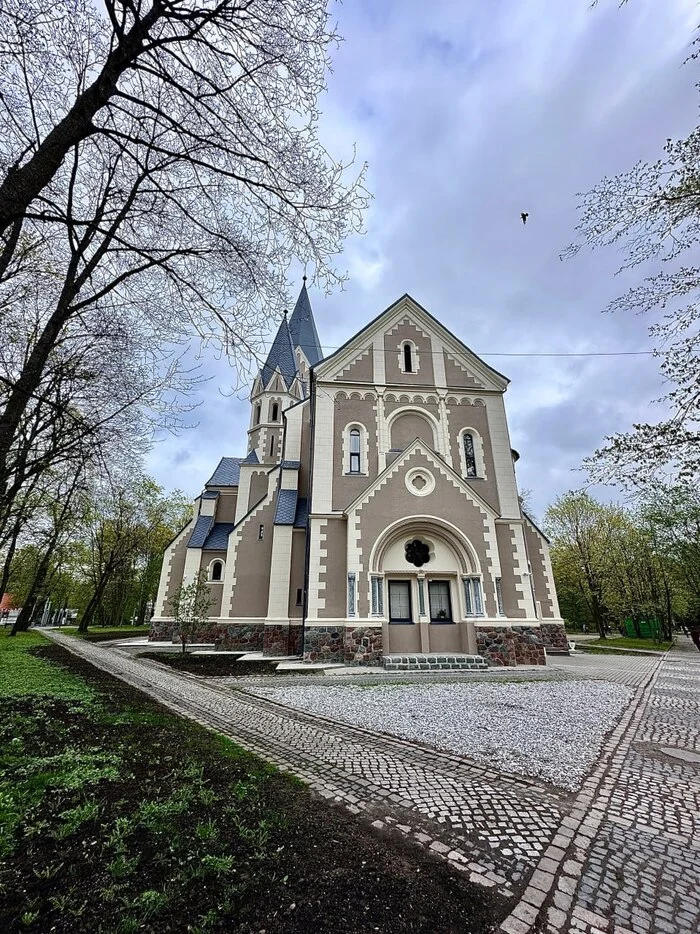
[342,422,369,476]
[458,427,486,480]
[207,559,225,582]
[370,575,385,617]
[462,576,485,617]
[397,338,420,375]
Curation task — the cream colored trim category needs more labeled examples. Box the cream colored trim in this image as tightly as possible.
[373,335,386,384]
[369,514,482,576]
[457,426,487,480]
[386,405,439,452]
[311,389,334,513]
[342,420,370,476]
[313,295,508,391]
[154,521,193,616]
[306,518,328,616]
[182,548,202,589]
[345,438,500,519]
[484,395,520,518]
[267,525,294,619]
[397,337,420,375]
[206,558,225,582]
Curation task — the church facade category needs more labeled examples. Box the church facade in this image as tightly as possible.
[151,286,566,666]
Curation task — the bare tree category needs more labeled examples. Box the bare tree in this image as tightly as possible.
[566,127,700,487]
[0,0,368,518]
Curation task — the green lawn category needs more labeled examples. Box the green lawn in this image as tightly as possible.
[581,636,673,652]
[0,631,500,933]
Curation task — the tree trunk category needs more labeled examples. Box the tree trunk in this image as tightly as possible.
[9,552,52,635]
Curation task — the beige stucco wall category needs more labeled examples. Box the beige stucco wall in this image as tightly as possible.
[523,517,557,618]
[317,517,348,619]
[443,351,486,389]
[390,411,435,450]
[159,528,191,615]
[353,449,499,618]
[383,321,435,386]
[287,529,307,618]
[215,492,238,523]
[495,522,527,619]
[248,470,269,510]
[228,497,276,618]
[446,400,500,513]
[336,347,374,382]
[332,395,379,511]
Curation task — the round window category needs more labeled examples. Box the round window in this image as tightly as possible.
[405,467,435,496]
[405,539,431,567]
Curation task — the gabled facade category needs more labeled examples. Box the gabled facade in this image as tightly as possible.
[152,287,566,666]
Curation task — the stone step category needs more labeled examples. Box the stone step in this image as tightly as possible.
[381,653,489,672]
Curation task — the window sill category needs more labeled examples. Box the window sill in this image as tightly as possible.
[430,619,454,625]
[389,620,414,625]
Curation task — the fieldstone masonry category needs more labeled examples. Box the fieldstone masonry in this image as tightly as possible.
[476,626,546,666]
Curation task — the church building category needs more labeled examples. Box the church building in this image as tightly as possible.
[151,285,566,666]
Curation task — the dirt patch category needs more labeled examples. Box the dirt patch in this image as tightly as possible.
[1,643,505,934]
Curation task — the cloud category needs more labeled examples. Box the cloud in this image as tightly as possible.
[147,0,698,518]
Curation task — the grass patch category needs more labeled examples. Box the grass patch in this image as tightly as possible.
[0,630,503,933]
[579,636,672,652]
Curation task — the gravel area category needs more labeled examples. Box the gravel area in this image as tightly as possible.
[251,680,633,790]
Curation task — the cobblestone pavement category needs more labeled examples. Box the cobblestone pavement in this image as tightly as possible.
[46,631,566,897]
[46,631,697,932]
[500,638,700,934]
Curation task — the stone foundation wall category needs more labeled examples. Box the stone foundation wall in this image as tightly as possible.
[539,622,570,653]
[148,618,221,645]
[303,626,383,666]
[476,626,546,667]
[344,626,383,666]
[215,623,264,652]
[263,625,291,657]
[149,618,176,642]
[289,624,303,656]
[303,627,344,663]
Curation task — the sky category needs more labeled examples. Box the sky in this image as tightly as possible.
[146,0,700,518]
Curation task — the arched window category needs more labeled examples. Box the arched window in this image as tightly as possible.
[210,560,223,582]
[271,403,279,421]
[254,404,261,425]
[403,343,413,373]
[463,431,477,477]
[349,428,361,473]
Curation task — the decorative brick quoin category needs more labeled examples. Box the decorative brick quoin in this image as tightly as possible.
[151,285,566,666]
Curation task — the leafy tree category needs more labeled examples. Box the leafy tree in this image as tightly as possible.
[168,573,213,654]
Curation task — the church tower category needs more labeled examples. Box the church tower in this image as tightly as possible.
[246,280,321,466]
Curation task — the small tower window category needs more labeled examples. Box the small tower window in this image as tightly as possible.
[258,524,265,540]
[210,561,223,582]
[269,435,275,457]
[271,403,279,421]
[403,343,413,373]
[254,404,261,425]
[463,432,477,477]
[349,428,361,473]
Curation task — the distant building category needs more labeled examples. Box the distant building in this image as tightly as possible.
[152,286,565,666]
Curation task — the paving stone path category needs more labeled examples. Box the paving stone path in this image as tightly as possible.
[500,639,700,934]
[44,633,699,933]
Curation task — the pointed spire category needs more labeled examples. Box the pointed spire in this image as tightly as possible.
[260,314,297,389]
[288,279,323,366]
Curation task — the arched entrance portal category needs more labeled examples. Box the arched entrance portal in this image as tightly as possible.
[370,517,483,655]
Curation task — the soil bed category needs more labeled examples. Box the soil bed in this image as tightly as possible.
[1,637,504,933]
[140,652,320,678]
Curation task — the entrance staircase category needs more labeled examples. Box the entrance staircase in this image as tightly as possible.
[382,652,489,672]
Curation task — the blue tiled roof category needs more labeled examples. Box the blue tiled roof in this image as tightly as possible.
[202,522,235,550]
[274,488,298,525]
[188,515,214,548]
[206,457,243,487]
[242,450,259,464]
[293,497,309,528]
[201,490,219,500]
[289,282,322,365]
[261,315,298,389]
[281,460,300,469]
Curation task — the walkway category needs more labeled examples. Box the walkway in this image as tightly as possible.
[45,633,699,932]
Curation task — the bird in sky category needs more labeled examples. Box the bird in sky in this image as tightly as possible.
[521,212,529,225]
